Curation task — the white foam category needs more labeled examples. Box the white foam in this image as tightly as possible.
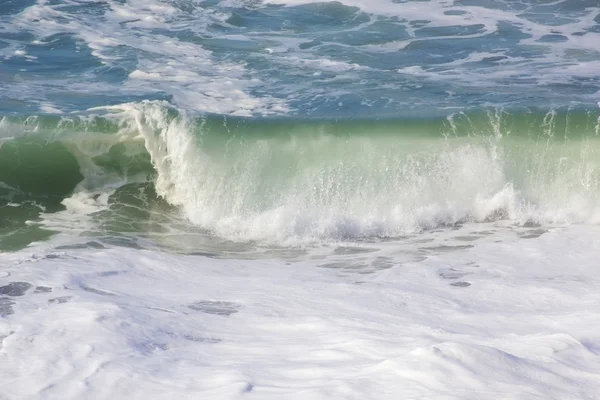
[281,56,370,72]
[39,104,63,114]
[2,224,600,398]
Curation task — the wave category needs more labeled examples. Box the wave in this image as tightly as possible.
[2,101,600,243]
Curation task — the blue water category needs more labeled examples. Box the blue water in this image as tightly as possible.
[1,0,599,118]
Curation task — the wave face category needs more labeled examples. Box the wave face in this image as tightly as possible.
[2,103,600,245]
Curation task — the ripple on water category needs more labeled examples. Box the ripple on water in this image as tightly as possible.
[188,301,241,316]
[450,281,472,287]
[518,229,548,239]
[48,296,73,305]
[0,282,32,297]
[0,297,16,317]
[420,245,474,254]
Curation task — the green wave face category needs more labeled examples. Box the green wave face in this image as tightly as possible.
[1,103,600,249]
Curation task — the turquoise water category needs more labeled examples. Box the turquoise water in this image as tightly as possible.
[1,0,600,250]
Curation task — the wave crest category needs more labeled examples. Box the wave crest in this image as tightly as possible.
[2,102,600,243]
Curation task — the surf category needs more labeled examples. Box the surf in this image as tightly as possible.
[1,102,600,247]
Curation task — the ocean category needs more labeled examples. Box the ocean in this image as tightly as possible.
[2,0,600,398]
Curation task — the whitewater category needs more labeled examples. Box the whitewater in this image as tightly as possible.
[2,0,600,399]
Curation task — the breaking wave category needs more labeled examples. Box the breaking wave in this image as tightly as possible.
[2,101,600,243]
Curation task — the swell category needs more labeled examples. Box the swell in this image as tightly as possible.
[1,102,600,244]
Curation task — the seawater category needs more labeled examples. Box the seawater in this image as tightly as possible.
[2,1,600,399]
